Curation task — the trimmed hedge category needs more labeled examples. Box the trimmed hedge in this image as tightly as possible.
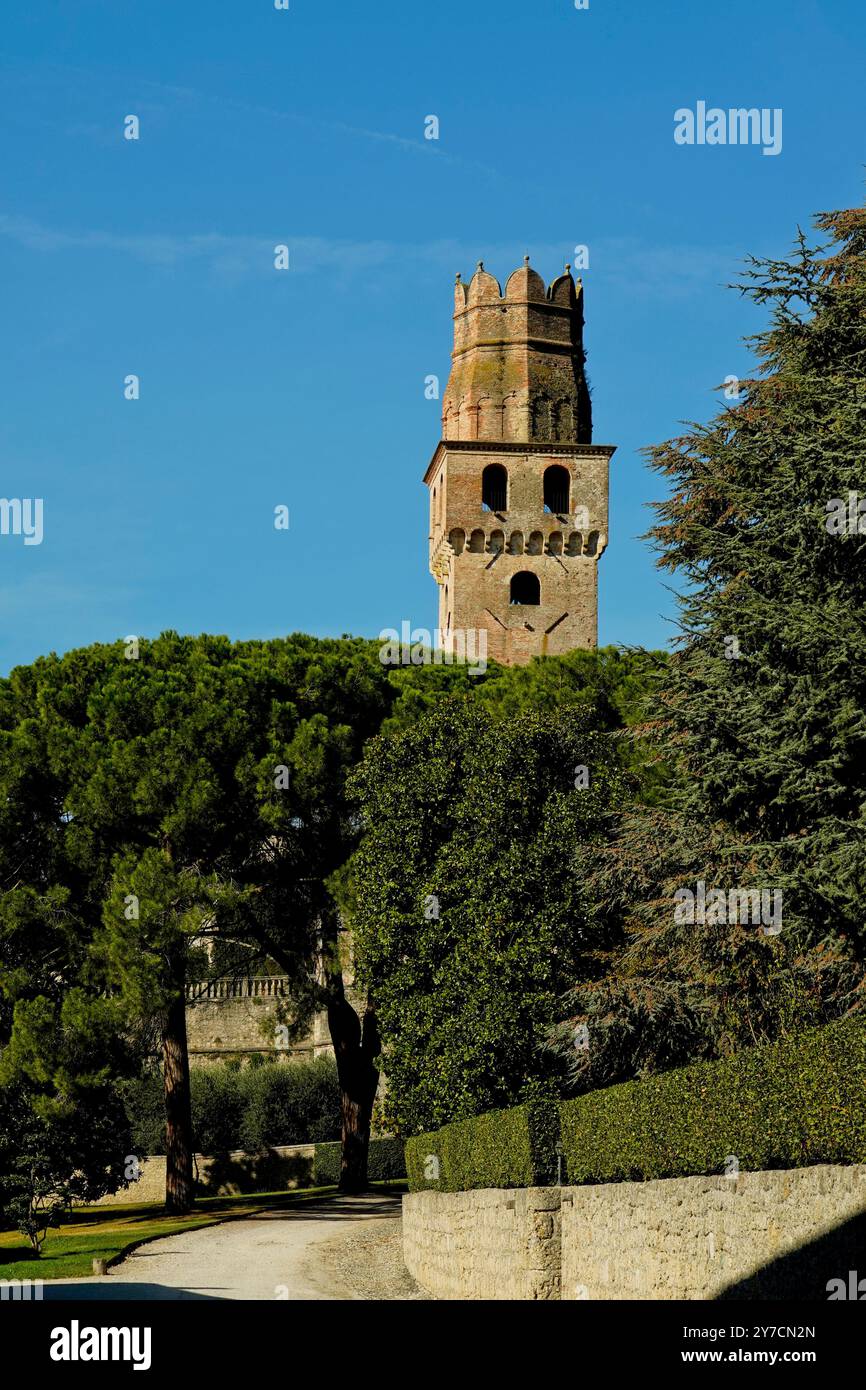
[405,1019,866,1192]
[561,1017,866,1185]
[405,1099,559,1192]
[124,1056,341,1154]
[312,1136,406,1186]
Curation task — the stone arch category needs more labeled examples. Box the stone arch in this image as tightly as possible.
[585,530,600,556]
[477,396,500,438]
[502,393,520,441]
[442,400,458,437]
[469,528,486,553]
[510,571,540,606]
[507,530,524,555]
[449,528,465,555]
[488,528,505,554]
[547,531,563,556]
[565,531,582,557]
[527,530,544,556]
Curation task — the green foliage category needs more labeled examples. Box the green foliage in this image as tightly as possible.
[0,977,134,1249]
[475,645,666,730]
[565,205,866,1084]
[311,1136,406,1186]
[560,1018,866,1183]
[350,699,625,1133]
[405,1099,559,1192]
[0,632,396,1199]
[0,1082,132,1251]
[125,1057,342,1154]
[122,1071,169,1157]
[383,646,667,783]
[406,1020,866,1192]
[238,1058,341,1150]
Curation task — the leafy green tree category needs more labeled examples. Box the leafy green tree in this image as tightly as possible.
[383,644,665,730]
[384,646,668,803]
[0,632,665,1200]
[567,204,866,1087]
[0,695,136,1246]
[348,701,625,1133]
[93,849,231,1211]
[0,990,132,1251]
[0,633,393,1205]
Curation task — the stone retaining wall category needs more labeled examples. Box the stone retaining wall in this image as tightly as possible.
[403,1165,866,1300]
[402,1188,561,1300]
[561,1164,866,1300]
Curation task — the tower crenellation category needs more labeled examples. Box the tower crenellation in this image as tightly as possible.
[444,258,592,446]
[424,257,615,666]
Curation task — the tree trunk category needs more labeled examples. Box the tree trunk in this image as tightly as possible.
[259,906,380,1194]
[326,982,380,1194]
[162,986,194,1214]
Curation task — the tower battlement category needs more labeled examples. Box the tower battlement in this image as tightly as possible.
[444,257,591,446]
[424,258,615,666]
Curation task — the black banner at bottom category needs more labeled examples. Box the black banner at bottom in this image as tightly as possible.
[4,1296,862,1378]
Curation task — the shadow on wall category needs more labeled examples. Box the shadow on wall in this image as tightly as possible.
[195,1149,314,1197]
[715,1211,866,1301]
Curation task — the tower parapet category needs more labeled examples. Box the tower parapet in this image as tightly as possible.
[444,257,592,446]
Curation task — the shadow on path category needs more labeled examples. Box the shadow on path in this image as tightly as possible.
[43,1282,226,1301]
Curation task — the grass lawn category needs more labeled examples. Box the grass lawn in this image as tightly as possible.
[0,1185,342,1283]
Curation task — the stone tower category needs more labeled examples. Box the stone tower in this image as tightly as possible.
[424,258,615,666]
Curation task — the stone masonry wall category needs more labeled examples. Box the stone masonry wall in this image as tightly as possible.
[403,1166,866,1300]
[185,996,332,1063]
[428,443,611,663]
[402,1188,561,1300]
[184,976,334,1064]
[561,1164,866,1300]
[424,259,613,666]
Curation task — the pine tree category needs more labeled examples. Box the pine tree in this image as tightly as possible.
[566,205,866,1086]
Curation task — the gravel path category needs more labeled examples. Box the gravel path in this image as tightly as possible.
[313,1216,430,1300]
[44,1193,425,1301]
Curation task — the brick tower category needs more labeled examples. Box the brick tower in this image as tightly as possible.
[424,258,615,666]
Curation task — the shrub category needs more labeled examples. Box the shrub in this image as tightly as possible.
[123,1070,167,1156]
[239,1057,341,1150]
[190,1067,248,1153]
[123,1056,341,1155]
[560,1017,866,1184]
[405,1019,866,1192]
[312,1136,406,1186]
[405,1099,559,1192]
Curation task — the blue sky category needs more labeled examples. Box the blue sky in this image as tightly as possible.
[1,0,865,671]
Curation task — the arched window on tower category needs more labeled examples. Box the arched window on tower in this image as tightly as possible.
[510,572,540,606]
[482,464,508,512]
[543,465,570,515]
